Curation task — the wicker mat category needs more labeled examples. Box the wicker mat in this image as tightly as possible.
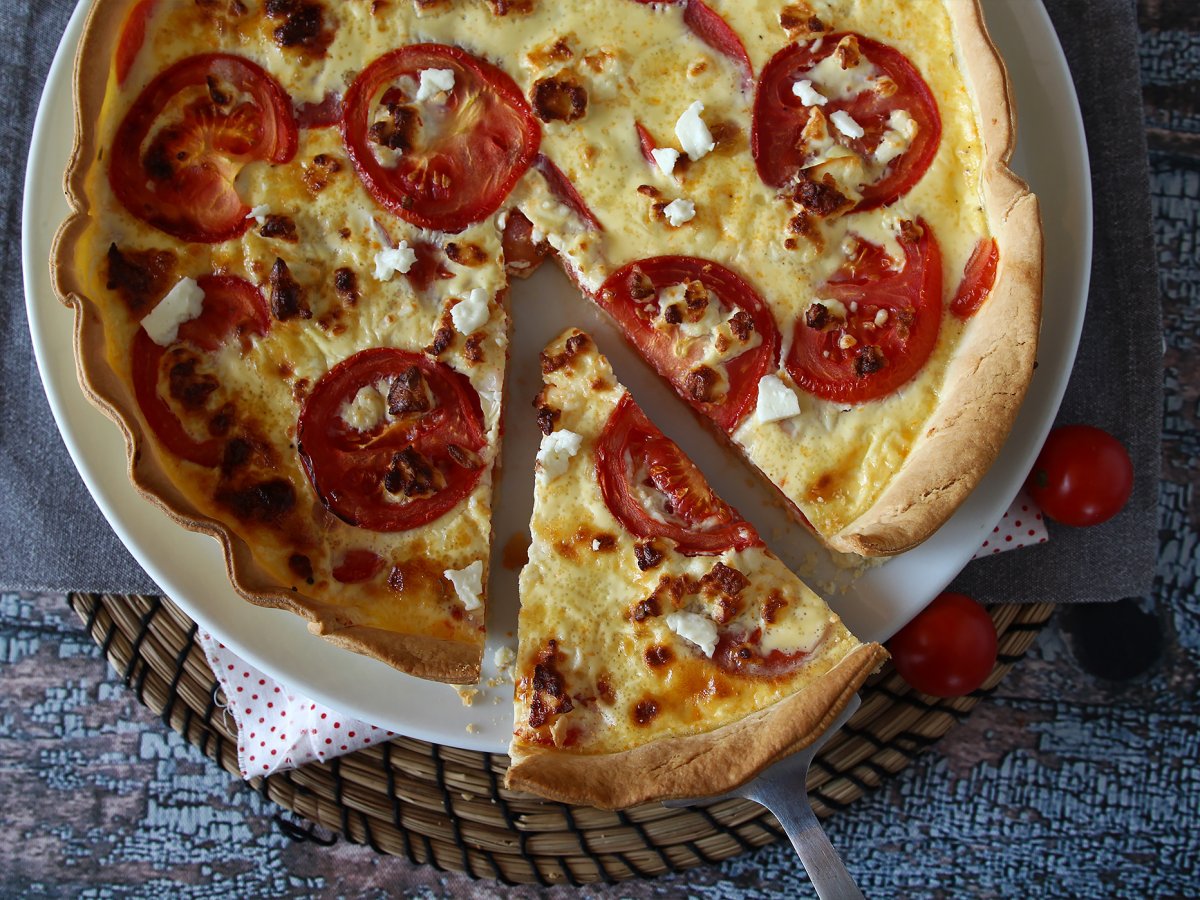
[68,592,1053,886]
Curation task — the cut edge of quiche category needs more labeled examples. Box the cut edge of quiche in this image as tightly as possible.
[823,0,1043,556]
[505,329,887,809]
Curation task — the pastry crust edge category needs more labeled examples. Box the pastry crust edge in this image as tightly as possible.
[827,0,1044,556]
[49,0,483,684]
[505,642,887,809]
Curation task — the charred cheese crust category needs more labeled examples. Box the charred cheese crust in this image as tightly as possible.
[54,1,1037,684]
[505,329,887,808]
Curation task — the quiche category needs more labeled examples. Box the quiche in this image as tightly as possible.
[507,329,887,807]
[52,0,1039,683]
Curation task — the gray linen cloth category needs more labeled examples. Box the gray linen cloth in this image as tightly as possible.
[0,0,1160,602]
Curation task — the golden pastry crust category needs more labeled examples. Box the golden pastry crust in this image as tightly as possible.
[826,0,1043,555]
[506,639,887,809]
[51,0,486,684]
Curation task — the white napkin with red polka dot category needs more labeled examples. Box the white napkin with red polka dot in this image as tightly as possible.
[198,491,1047,779]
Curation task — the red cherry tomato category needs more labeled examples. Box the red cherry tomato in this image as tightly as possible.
[950,238,1000,320]
[595,394,761,554]
[342,44,540,233]
[297,348,487,532]
[110,54,298,242]
[1025,425,1134,527]
[597,257,780,433]
[888,592,997,697]
[786,219,942,404]
[753,34,941,212]
[132,275,270,467]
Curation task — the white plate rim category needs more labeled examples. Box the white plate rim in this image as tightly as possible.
[21,0,1091,752]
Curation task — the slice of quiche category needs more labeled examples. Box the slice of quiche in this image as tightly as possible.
[506,329,887,808]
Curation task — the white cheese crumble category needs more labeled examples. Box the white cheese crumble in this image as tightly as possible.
[493,645,516,669]
[663,198,696,227]
[875,308,890,327]
[838,333,858,350]
[873,109,918,165]
[245,204,270,225]
[650,147,681,178]
[374,241,418,280]
[755,374,802,424]
[339,383,388,432]
[591,539,602,551]
[665,611,719,657]
[811,298,847,321]
[415,68,456,102]
[830,109,865,139]
[537,429,583,479]
[444,560,484,611]
[792,79,828,106]
[141,277,205,346]
[675,101,715,161]
[451,287,490,334]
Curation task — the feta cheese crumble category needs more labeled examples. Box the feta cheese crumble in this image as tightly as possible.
[830,109,865,139]
[755,374,802,424]
[374,242,418,280]
[339,383,388,432]
[444,560,484,611]
[663,198,696,227]
[675,101,715,161]
[415,68,456,102]
[451,288,490,334]
[141,277,205,346]
[650,146,681,178]
[537,429,583,479]
[792,79,828,106]
[245,204,270,225]
[665,611,719,657]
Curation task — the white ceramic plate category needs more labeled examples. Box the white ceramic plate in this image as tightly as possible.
[23,0,1090,752]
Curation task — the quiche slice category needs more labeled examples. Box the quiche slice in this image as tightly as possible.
[506,330,887,808]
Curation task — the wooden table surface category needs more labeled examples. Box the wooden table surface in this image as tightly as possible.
[3,3,1198,897]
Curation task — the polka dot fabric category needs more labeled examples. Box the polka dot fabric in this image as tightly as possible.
[971,489,1049,560]
[196,493,1046,779]
[198,632,395,779]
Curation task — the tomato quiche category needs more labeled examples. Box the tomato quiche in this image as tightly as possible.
[507,330,886,807]
[53,0,1039,683]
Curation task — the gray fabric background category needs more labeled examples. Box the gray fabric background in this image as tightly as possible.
[0,0,1160,602]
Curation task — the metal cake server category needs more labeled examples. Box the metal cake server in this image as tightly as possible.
[666,695,865,900]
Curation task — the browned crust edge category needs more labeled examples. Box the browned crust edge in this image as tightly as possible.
[49,0,482,685]
[827,0,1044,556]
[504,642,887,809]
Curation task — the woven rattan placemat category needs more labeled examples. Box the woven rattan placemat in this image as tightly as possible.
[68,592,1052,886]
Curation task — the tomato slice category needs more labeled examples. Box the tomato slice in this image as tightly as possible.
[110,54,298,243]
[711,627,826,679]
[298,349,487,532]
[786,219,943,404]
[628,0,752,86]
[597,257,780,433]
[132,275,270,467]
[115,0,159,85]
[950,238,1000,319]
[753,33,940,211]
[595,394,761,554]
[342,44,541,233]
[534,154,602,231]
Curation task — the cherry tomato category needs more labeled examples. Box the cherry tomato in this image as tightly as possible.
[297,348,487,532]
[597,256,780,433]
[110,54,298,242]
[132,275,270,467]
[1025,425,1134,526]
[786,218,942,404]
[342,44,540,233]
[753,33,941,212]
[950,238,1000,320]
[595,394,760,554]
[888,592,997,697]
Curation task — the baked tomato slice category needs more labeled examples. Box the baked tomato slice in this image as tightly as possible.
[950,238,1000,319]
[753,33,940,211]
[297,349,487,532]
[786,218,943,404]
[342,44,541,233]
[110,54,298,243]
[596,394,761,554]
[628,0,752,86]
[132,275,270,467]
[711,623,831,679]
[597,257,780,433]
